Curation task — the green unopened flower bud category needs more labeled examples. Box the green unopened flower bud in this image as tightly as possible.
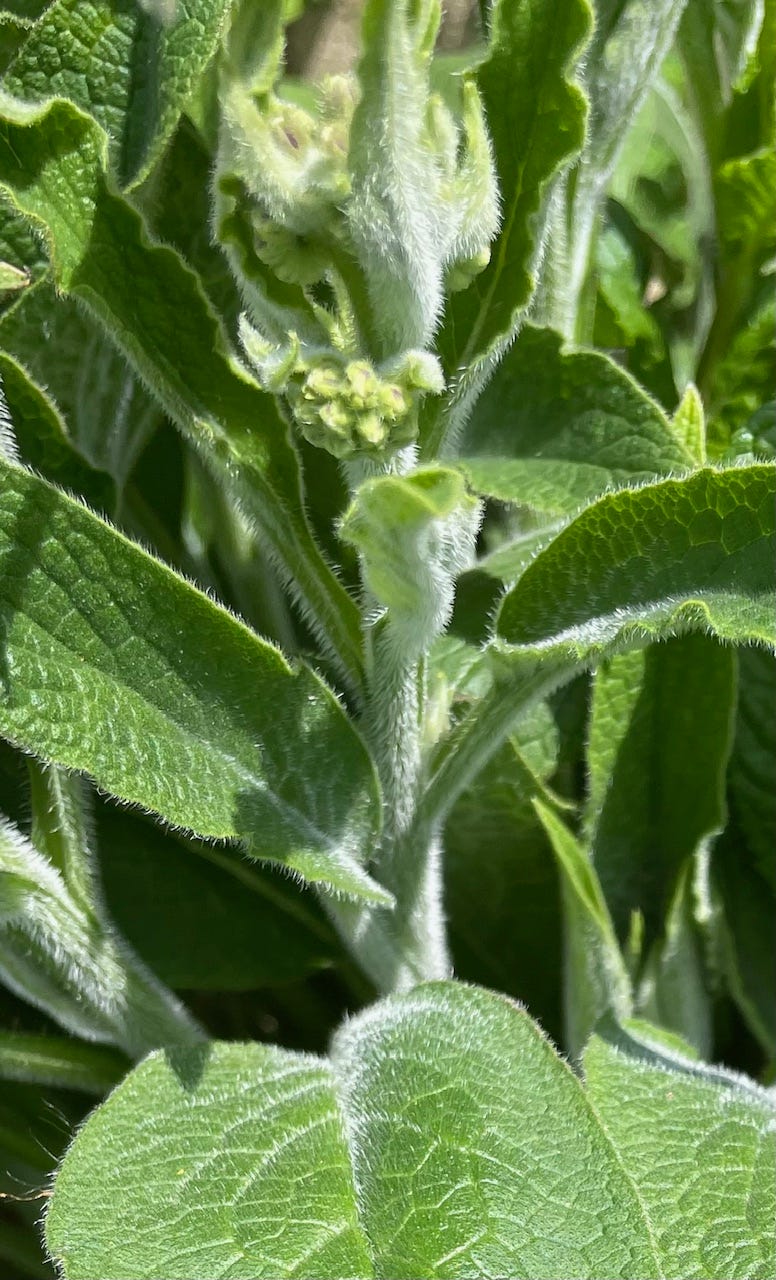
[281,349,440,459]
[251,217,329,286]
[345,360,380,406]
[359,411,390,448]
[377,382,412,420]
[304,362,345,401]
[385,350,445,394]
[445,246,492,293]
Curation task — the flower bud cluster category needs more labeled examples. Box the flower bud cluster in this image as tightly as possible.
[221,76,357,289]
[241,318,444,458]
[218,0,499,460]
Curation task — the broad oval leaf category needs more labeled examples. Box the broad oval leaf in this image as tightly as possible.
[497,464,776,652]
[457,324,691,513]
[46,981,775,1279]
[0,458,385,903]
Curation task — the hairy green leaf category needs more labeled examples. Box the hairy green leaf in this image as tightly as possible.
[0,92,365,696]
[581,0,690,197]
[498,465,776,652]
[713,815,776,1055]
[0,458,385,903]
[442,0,590,364]
[457,325,690,512]
[728,646,776,889]
[561,0,691,337]
[421,465,775,834]
[584,1033,776,1279]
[671,382,707,463]
[47,980,776,1279]
[0,280,162,489]
[3,0,230,187]
[636,860,713,1060]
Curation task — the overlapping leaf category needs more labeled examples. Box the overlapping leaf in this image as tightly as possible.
[0,91,365,694]
[46,981,775,1279]
[420,464,775,835]
[0,457,384,902]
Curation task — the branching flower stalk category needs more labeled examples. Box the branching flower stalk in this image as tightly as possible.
[222,0,498,989]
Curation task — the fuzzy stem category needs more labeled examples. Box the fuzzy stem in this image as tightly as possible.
[332,448,451,990]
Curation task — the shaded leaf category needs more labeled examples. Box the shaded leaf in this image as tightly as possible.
[444,735,563,1041]
[0,347,116,508]
[585,635,736,940]
[0,457,385,903]
[0,92,365,694]
[98,803,339,991]
[0,1031,125,1094]
[534,799,631,1058]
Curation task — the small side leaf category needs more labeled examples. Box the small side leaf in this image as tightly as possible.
[0,807,201,1055]
[340,466,479,653]
[671,382,707,464]
[0,1031,125,1094]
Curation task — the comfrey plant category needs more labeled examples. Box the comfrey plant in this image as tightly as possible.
[0,0,774,1276]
